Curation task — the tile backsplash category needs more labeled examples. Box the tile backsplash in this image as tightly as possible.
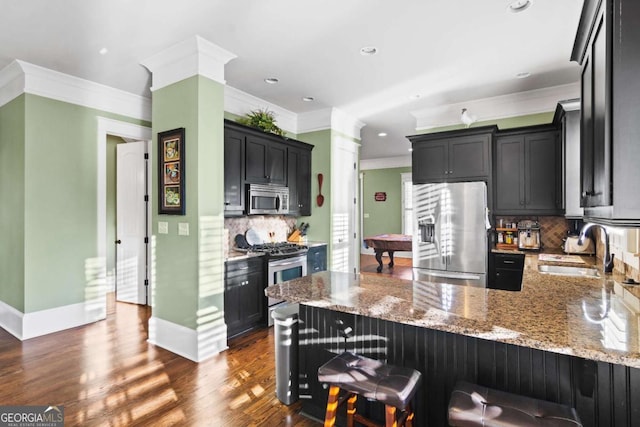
[224,215,297,253]
[495,216,569,251]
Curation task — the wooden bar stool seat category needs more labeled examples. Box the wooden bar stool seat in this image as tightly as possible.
[318,352,422,427]
[448,381,583,426]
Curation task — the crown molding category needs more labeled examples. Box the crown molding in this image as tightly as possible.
[361,155,412,170]
[141,36,236,92]
[224,85,297,134]
[412,83,580,130]
[298,107,365,140]
[0,60,151,121]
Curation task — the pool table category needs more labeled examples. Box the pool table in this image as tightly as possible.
[363,234,412,273]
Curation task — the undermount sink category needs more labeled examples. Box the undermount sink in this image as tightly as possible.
[538,264,600,278]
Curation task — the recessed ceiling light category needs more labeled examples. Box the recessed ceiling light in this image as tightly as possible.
[264,77,279,84]
[360,46,378,56]
[378,132,387,137]
[516,71,531,79]
[508,0,532,13]
[302,96,315,102]
[99,47,108,55]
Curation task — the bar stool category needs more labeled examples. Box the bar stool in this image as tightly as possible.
[448,381,583,426]
[318,352,422,427]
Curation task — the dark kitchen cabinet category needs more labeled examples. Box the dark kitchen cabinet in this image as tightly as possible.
[224,120,314,216]
[572,0,640,225]
[223,128,245,216]
[408,127,494,183]
[245,135,287,185]
[488,252,524,291]
[494,127,561,215]
[224,256,265,339]
[287,146,312,216]
[307,244,327,274]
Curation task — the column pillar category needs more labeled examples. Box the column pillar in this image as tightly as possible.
[142,36,236,362]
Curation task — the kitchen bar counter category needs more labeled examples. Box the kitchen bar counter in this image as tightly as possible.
[266,254,640,368]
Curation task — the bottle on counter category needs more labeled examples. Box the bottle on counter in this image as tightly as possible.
[498,232,504,243]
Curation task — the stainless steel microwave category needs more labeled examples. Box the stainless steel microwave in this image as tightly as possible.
[247,184,289,215]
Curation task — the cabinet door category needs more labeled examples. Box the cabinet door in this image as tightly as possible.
[223,129,245,215]
[525,131,559,211]
[307,245,327,274]
[267,142,287,185]
[590,16,611,207]
[287,146,311,216]
[495,136,524,211]
[412,140,448,183]
[245,135,269,183]
[298,149,312,216]
[243,270,264,325]
[448,134,490,179]
[224,275,244,337]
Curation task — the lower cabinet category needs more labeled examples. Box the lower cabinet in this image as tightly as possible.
[224,257,265,339]
[489,252,525,291]
[307,244,327,274]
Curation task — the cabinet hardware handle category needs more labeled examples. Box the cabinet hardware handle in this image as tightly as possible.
[504,260,515,264]
[449,170,453,174]
[224,201,230,205]
[115,239,122,244]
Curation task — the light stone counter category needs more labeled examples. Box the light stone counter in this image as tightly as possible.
[266,254,640,368]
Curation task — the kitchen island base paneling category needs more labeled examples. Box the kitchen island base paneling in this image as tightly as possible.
[299,305,640,427]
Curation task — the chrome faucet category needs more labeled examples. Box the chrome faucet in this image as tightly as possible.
[578,223,615,273]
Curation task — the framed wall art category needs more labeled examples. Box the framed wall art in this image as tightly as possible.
[157,128,186,215]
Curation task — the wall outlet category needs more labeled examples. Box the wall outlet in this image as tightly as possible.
[364,213,370,218]
[178,222,189,236]
[158,221,169,234]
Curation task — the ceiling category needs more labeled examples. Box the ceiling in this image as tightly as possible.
[0,0,584,160]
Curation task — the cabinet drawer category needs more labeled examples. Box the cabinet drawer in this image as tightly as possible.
[225,257,264,278]
[494,253,524,269]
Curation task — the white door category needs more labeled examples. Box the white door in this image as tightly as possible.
[332,138,359,273]
[116,141,148,304]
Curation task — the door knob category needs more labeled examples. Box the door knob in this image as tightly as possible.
[115,239,122,244]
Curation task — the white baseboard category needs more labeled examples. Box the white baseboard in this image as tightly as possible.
[148,316,228,362]
[0,297,107,340]
[361,247,413,259]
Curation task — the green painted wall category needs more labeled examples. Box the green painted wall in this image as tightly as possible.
[22,95,148,313]
[0,92,148,315]
[362,167,411,237]
[152,75,225,331]
[0,95,26,311]
[415,112,554,135]
[106,135,125,287]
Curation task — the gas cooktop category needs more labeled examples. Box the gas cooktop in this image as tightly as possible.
[236,242,308,258]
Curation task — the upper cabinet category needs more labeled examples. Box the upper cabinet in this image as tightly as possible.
[287,146,312,216]
[224,120,313,217]
[245,135,287,185]
[223,128,246,216]
[572,0,640,225]
[494,126,562,215]
[554,102,583,219]
[408,127,494,184]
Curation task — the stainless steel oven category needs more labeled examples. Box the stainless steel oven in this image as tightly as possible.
[247,183,289,215]
[267,254,307,326]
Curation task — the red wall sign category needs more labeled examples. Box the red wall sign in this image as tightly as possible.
[374,192,387,202]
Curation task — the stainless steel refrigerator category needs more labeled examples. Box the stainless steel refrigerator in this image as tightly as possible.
[413,181,488,287]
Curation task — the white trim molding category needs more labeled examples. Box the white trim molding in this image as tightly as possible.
[361,155,412,170]
[0,60,151,121]
[411,83,580,130]
[148,316,228,362]
[559,98,581,112]
[0,297,106,340]
[141,35,237,92]
[298,107,365,141]
[224,85,297,134]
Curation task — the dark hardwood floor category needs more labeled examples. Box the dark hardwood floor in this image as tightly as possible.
[360,254,413,280]
[0,255,412,426]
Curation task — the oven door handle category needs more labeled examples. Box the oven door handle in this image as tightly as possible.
[271,259,304,268]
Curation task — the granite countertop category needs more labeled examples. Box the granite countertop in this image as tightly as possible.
[225,251,265,262]
[266,254,640,368]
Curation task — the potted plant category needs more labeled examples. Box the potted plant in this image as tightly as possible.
[238,108,285,136]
